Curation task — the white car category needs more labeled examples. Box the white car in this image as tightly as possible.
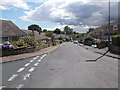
[73,40,78,44]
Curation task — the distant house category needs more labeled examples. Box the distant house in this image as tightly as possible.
[88,19,120,40]
[22,30,50,41]
[0,20,26,42]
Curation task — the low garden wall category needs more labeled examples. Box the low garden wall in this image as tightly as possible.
[110,45,120,55]
[1,41,61,57]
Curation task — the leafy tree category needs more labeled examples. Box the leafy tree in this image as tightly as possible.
[87,28,94,33]
[45,31,54,38]
[64,26,73,35]
[45,31,54,45]
[28,24,42,35]
[54,28,61,34]
[43,29,47,32]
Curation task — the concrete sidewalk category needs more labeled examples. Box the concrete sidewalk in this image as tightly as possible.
[79,44,120,59]
[0,43,65,63]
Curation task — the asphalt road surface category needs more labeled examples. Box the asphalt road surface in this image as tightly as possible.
[1,42,118,88]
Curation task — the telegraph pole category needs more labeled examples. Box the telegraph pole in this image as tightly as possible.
[108,0,111,51]
[118,1,120,35]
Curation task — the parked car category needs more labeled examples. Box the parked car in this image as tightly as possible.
[2,41,15,49]
[73,40,78,44]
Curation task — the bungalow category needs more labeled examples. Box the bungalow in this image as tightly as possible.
[0,20,26,42]
[22,30,50,41]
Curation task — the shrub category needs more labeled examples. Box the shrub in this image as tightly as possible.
[84,35,94,41]
[112,35,120,46]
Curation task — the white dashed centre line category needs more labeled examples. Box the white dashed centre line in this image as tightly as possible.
[8,74,18,82]
[30,60,34,63]
[17,67,25,73]
[34,63,39,66]
[29,67,35,72]
[24,63,30,67]
[23,73,31,80]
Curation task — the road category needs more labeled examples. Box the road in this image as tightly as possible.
[1,42,118,88]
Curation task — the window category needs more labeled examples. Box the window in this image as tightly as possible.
[113,25,117,30]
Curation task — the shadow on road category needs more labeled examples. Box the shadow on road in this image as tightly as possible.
[86,50,109,62]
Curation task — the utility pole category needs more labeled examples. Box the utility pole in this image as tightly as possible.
[118,1,120,35]
[108,0,111,51]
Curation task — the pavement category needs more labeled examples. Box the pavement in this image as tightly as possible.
[1,42,118,88]
[0,43,65,63]
[79,44,120,59]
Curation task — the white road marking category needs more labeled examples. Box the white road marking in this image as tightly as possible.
[34,63,39,66]
[8,74,18,82]
[37,59,41,62]
[40,57,43,59]
[29,67,35,72]
[23,73,31,80]
[17,67,25,73]
[24,63,30,67]
[0,86,6,90]
[16,84,24,89]
[30,59,34,62]
[40,54,47,59]
[33,56,39,60]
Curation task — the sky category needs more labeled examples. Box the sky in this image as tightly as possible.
[0,0,119,33]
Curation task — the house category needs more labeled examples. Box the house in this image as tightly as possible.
[53,34,71,41]
[88,19,119,40]
[22,30,50,41]
[0,20,26,42]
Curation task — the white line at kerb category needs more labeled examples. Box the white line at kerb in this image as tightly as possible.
[30,60,34,62]
[17,67,25,73]
[41,54,47,59]
[29,67,35,72]
[8,74,18,82]
[33,56,39,60]
[24,63,30,67]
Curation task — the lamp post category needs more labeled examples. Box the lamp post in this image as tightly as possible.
[108,0,111,51]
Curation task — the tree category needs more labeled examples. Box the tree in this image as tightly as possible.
[45,31,54,46]
[54,28,61,34]
[64,26,73,35]
[28,24,42,35]
[87,28,94,33]
[43,29,47,32]
[45,31,54,38]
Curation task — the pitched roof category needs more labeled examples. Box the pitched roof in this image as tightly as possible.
[22,30,50,40]
[0,20,26,37]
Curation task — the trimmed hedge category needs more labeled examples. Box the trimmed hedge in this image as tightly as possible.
[112,35,120,46]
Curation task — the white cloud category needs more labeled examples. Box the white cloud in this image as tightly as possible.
[0,5,8,10]
[20,0,118,24]
[0,0,30,10]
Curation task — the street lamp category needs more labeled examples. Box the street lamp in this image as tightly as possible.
[108,0,111,51]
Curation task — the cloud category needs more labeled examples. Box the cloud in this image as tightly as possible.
[0,5,8,10]
[0,0,30,10]
[20,0,118,26]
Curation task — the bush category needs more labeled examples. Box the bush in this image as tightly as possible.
[112,35,120,46]
[84,35,94,41]
[95,40,107,44]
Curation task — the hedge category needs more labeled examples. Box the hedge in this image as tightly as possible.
[112,35,120,46]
